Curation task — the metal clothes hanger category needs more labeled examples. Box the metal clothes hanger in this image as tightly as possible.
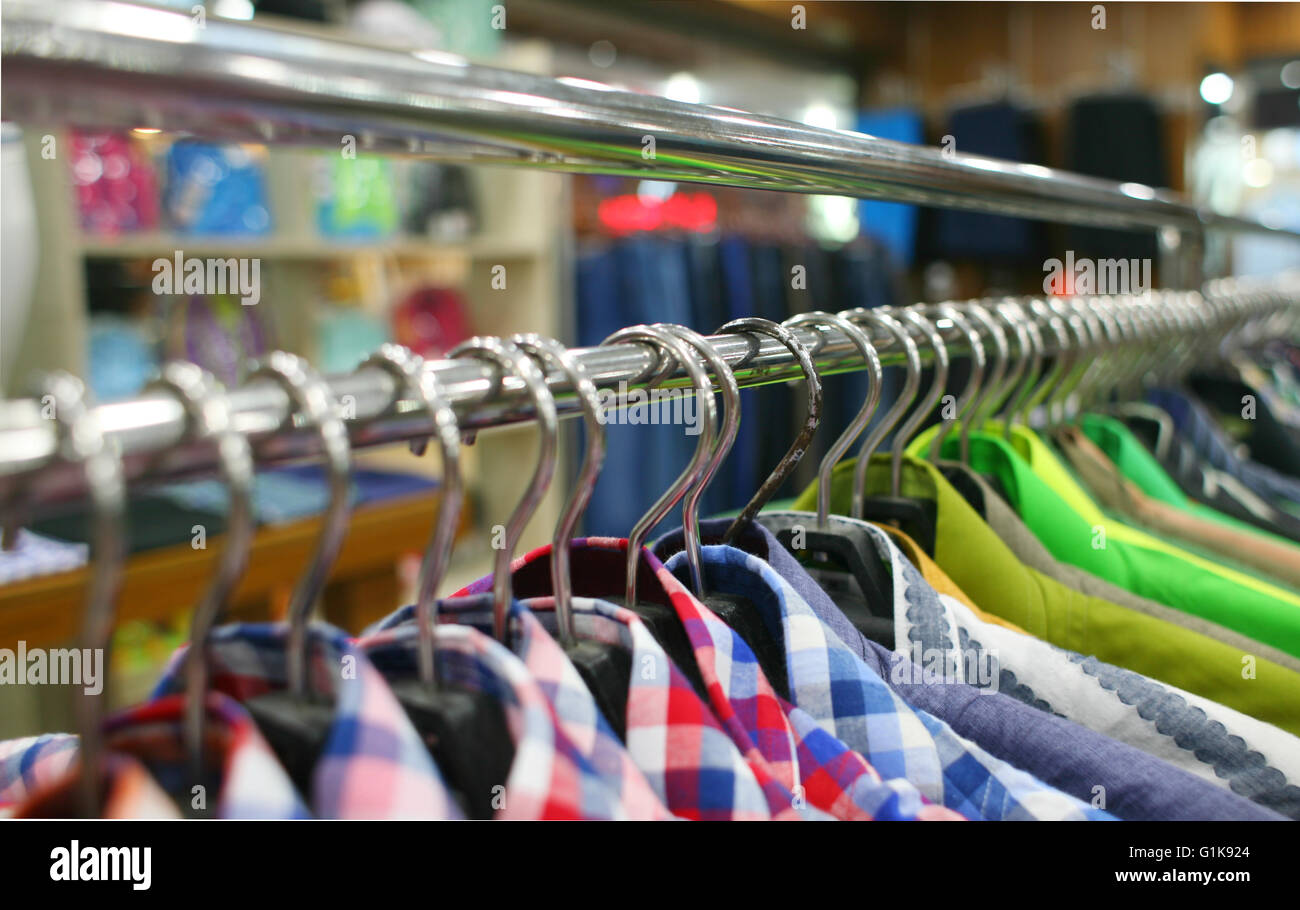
[240,351,353,798]
[995,302,1044,440]
[654,323,795,701]
[926,304,986,462]
[840,307,919,520]
[980,302,1033,429]
[447,336,558,643]
[656,324,740,600]
[848,306,948,554]
[1044,298,1104,424]
[507,333,605,648]
[503,333,646,742]
[594,323,719,704]
[886,307,951,484]
[1009,300,1070,432]
[145,363,253,804]
[720,317,823,543]
[364,342,513,820]
[360,344,463,685]
[599,324,717,608]
[39,372,126,817]
[755,311,899,626]
[957,302,1008,465]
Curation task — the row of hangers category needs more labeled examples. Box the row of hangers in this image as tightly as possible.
[26,277,1295,816]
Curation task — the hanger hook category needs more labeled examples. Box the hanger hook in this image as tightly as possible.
[448,337,558,643]
[887,308,950,495]
[956,302,1007,463]
[654,324,740,597]
[784,311,883,526]
[1045,299,1100,423]
[838,308,918,517]
[38,372,126,816]
[247,351,352,698]
[361,344,462,686]
[1011,299,1070,431]
[718,318,823,544]
[600,324,718,606]
[981,302,1032,431]
[925,303,985,462]
[1074,296,1122,410]
[507,333,607,648]
[146,362,254,791]
[994,302,1043,439]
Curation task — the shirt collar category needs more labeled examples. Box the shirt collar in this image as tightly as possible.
[360,604,649,820]
[482,537,946,820]
[367,595,674,820]
[666,523,1111,821]
[13,752,182,818]
[454,542,819,819]
[152,621,460,819]
[0,692,309,819]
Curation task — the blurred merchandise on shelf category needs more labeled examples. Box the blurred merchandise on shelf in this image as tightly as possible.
[318,305,391,374]
[70,130,160,235]
[0,530,88,585]
[391,285,472,358]
[401,0,504,58]
[399,162,477,241]
[163,141,271,236]
[87,313,158,402]
[30,493,227,556]
[314,154,399,240]
[157,464,438,527]
[164,293,272,388]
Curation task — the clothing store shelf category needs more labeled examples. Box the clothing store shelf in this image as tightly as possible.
[0,489,466,649]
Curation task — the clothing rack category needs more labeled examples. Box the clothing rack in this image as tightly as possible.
[0,282,1296,514]
[2,0,1299,512]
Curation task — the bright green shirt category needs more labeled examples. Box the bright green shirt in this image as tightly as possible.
[907,425,1300,658]
[790,455,1300,736]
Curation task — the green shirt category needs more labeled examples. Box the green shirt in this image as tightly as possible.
[1078,413,1300,551]
[790,455,1300,736]
[907,425,1300,658]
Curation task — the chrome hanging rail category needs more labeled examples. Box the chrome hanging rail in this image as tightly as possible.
[1,0,1295,241]
[0,281,1295,512]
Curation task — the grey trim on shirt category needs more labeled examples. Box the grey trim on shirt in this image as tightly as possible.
[939,461,1300,676]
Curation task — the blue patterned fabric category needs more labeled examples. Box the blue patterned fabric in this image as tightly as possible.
[152,622,461,819]
[658,518,1287,821]
[364,596,674,819]
[1149,387,1300,509]
[659,536,1114,820]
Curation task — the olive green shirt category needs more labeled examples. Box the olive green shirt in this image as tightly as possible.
[909,426,1300,658]
[790,455,1300,736]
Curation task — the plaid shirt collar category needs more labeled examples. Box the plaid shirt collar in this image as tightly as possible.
[459,537,951,820]
[366,595,675,820]
[457,549,814,819]
[152,621,461,819]
[0,693,309,819]
[358,611,642,820]
[664,523,1114,821]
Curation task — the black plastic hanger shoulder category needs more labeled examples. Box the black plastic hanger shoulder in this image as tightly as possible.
[755,512,894,621]
[387,679,514,819]
[855,494,938,556]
